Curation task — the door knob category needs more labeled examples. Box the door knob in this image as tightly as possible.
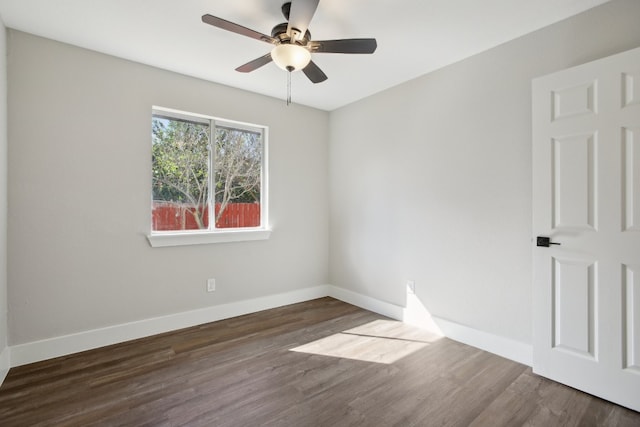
[536,236,561,247]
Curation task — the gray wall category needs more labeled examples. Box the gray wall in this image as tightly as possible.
[0,17,7,363]
[7,31,329,345]
[329,0,640,344]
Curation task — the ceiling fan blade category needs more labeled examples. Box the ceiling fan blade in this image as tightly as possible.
[309,38,377,54]
[236,53,273,73]
[302,60,328,84]
[287,0,319,40]
[202,14,276,44]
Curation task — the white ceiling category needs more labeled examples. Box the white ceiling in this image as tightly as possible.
[0,0,611,111]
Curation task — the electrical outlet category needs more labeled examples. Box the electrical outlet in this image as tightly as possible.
[207,278,216,292]
[406,280,415,294]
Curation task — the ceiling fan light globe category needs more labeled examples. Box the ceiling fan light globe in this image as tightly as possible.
[271,44,311,72]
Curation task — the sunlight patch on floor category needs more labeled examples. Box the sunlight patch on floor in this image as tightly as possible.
[290,319,442,364]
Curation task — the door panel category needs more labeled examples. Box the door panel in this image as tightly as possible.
[552,134,597,230]
[552,81,597,120]
[552,257,596,358]
[624,127,639,231]
[533,46,640,412]
[624,264,640,372]
[623,72,640,107]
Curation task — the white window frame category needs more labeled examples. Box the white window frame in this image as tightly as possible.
[147,106,270,247]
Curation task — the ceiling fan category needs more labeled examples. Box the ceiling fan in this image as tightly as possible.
[201,0,377,85]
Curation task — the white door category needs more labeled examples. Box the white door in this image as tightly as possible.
[533,46,640,412]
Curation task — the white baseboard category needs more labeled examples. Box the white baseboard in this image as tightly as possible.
[9,285,330,367]
[7,284,532,369]
[326,285,405,320]
[432,316,532,366]
[0,346,9,385]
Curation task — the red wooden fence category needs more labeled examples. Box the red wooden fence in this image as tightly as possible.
[215,203,261,228]
[152,202,260,231]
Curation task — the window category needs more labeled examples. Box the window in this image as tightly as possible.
[148,107,269,247]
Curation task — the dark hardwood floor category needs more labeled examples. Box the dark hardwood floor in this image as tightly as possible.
[0,297,638,426]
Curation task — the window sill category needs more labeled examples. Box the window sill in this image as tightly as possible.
[147,228,271,247]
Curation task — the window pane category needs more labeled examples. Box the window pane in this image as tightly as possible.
[152,116,210,231]
[214,126,262,228]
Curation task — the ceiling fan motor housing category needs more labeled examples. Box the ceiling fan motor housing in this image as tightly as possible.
[271,23,310,46]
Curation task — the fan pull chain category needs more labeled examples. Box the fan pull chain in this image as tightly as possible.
[286,69,292,106]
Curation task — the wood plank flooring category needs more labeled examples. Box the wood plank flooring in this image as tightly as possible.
[0,297,638,426]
